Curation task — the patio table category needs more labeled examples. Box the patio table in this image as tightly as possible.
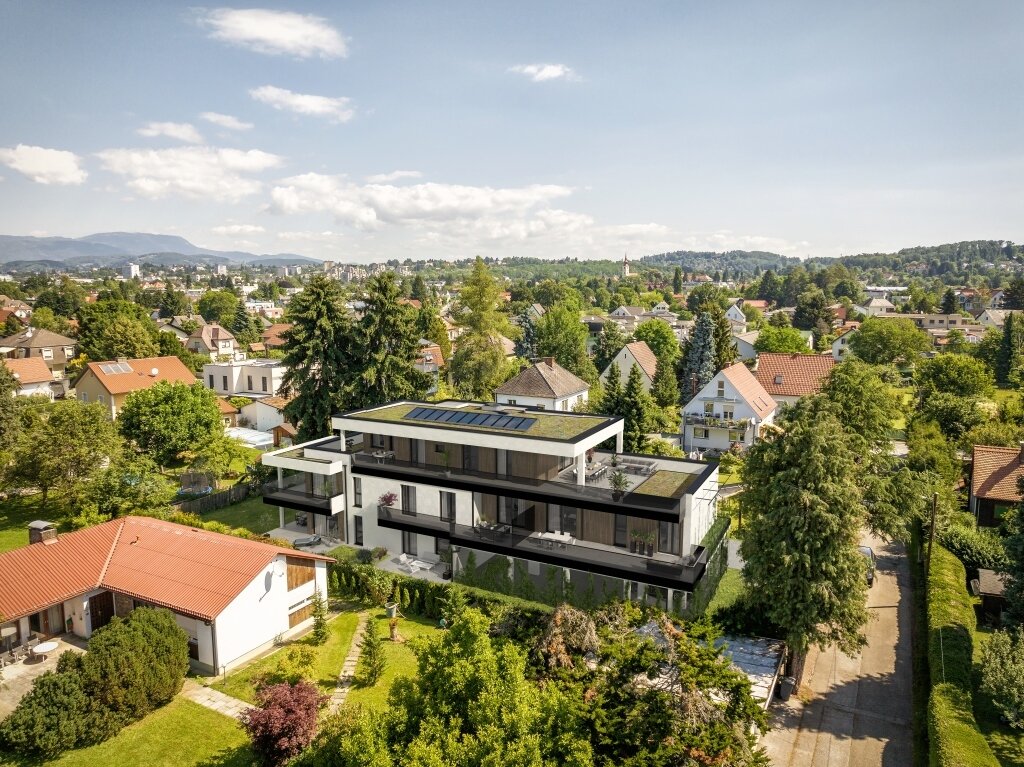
[31,640,58,660]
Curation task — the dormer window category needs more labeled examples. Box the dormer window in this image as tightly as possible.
[774,374,783,385]
[41,348,53,360]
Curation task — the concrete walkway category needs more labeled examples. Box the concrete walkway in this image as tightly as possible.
[329,611,368,711]
[761,534,913,767]
[181,679,251,720]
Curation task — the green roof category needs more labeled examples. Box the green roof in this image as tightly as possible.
[344,401,612,441]
[633,470,697,499]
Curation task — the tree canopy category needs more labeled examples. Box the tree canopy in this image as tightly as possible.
[118,382,223,466]
[848,317,931,365]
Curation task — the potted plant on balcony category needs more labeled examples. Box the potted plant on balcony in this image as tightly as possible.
[610,469,629,501]
[629,529,643,554]
[439,548,453,580]
[644,531,656,557]
[377,491,398,512]
[440,447,452,476]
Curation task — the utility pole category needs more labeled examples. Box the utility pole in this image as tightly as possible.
[926,491,938,577]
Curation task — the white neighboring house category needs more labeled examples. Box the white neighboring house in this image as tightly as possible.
[609,305,646,320]
[0,516,330,675]
[976,309,1020,330]
[600,340,658,392]
[203,358,286,398]
[855,297,896,317]
[2,357,54,399]
[187,323,241,361]
[831,325,859,361]
[241,396,291,432]
[682,363,777,454]
[732,331,760,362]
[725,301,746,324]
[495,357,589,412]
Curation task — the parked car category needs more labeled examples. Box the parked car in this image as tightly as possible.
[859,546,876,587]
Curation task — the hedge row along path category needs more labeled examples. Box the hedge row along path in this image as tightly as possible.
[329,610,368,712]
[762,532,913,766]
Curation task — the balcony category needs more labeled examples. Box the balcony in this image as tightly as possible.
[374,505,709,590]
[350,451,701,523]
[261,474,335,515]
[683,413,750,429]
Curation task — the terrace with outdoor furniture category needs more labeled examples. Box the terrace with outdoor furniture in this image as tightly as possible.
[0,634,87,719]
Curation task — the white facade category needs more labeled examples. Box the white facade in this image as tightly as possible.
[832,329,856,361]
[495,390,587,412]
[732,331,759,362]
[682,368,777,454]
[203,358,286,397]
[600,345,655,391]
[123,263,141,280]
[725,302,746,324]
[241,400,288,432]
[12,379,53,399]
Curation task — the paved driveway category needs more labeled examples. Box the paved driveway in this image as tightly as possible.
[762,534,913,767]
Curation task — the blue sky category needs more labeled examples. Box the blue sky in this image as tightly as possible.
[0,1,1021,262]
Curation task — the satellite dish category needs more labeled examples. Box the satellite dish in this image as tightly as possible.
[150,368,159,376]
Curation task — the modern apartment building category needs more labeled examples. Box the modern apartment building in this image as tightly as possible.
[261,399,722,612]
[202,358,286,398]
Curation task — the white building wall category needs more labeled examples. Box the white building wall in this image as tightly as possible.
[212,556,328,673]
[682,469,718,553]
[495,392,587,412]
[601,348,653,391]
[241,402,287,432]
[15,381,53,399]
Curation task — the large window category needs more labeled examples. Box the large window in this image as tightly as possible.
[462,446,479,471]
[439,491,456,521]
[614,514,627,548]
[560,506,578,537]
[658,521,681,555]
[401,485,417,514]
[371,434,386,449]
[262,376,268,392]
[352,477,362,507]
[435,536,450,555]
[402,530,417,556]
[354,516,363,546]
[222,375,228,390]
[247,375,253,390]
[694,428,710,440]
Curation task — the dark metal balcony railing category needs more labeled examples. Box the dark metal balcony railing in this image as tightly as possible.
[261,474,334,514]
[375,504,708,588]
[351,452,685,522]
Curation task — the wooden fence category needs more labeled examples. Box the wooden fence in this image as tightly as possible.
[174,484,252,515]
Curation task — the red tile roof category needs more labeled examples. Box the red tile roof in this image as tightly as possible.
[82,356,197,395]
[971,445,1024,502]
[3,356,53,385]
[754,353,835,398]
[261,323,292,348]
[720,362,777,419]
[216,396,240,415]
[0,517,331,623]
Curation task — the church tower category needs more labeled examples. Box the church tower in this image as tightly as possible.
[621,252,630,278]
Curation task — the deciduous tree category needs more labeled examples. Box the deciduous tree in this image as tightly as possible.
[118,382,222,467]
[534,303,598,384]
[754,325,810,354]
[241,682,325,767]
[592,321,630,374]
[848,317,930,365]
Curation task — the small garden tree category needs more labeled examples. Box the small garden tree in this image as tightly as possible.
[980,626,1024,728]
[310,588,328,645]
[357,618,386,686]
[241,681,325,767]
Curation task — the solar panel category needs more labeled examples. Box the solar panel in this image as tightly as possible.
[402,407,536,432]
[99,362,132,375]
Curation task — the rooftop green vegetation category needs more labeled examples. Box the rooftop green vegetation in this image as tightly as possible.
[348,401,610,440]
[633,470,696,498]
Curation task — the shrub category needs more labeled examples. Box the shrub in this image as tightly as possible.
[0,607,189,757]
[262,646,317,688]
[979,626,1024,729]
[927,545,999,766]
[357,618,386,686]
[371,546,388,561]
[329,569,339,596]
[241,681,325,767]
[937,524,1009,571]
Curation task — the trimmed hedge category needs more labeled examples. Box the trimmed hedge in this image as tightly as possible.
[926,545,998,767]
[937,524,1009,572]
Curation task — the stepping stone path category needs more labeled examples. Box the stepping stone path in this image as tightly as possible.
[329,611,368,711]
[181,679,250,720]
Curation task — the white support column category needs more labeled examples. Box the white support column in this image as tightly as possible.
[576,453,586,486]
[616,432,624,454]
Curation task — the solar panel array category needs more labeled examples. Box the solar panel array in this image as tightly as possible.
[99,362,133,374]
[404,406,536,432]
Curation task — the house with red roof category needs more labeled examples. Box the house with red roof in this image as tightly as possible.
[0,516,330,673]
[2,357,55,399]
[753,352,835,406]
[74,356,198,418]
[970,445,1024,527]
[682,362,777,454]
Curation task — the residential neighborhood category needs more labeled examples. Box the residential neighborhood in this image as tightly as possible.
[0,5,1022,767]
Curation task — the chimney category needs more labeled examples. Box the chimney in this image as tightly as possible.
[543,356,555,368]
[28,520,58,545]
[116,357,127,364]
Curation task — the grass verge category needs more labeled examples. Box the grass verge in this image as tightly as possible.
[0,494,45,554]
[344,610,440,710]
[201,495,280,535]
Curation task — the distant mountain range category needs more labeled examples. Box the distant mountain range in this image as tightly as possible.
[0,232,323,270]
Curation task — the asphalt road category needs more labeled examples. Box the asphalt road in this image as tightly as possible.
[761,533,914,767]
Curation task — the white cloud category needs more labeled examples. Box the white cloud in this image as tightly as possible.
[250,85,354,123]
[0,144,87,185]
[277,230,343,243]
[270,174,573,229]
[198,8,347,59]
[96,146,283,202]
[137,121,204,144]
[509,63,579,82]
[365,170,422,183]
[212,223,265,235]
[200,112,253,131]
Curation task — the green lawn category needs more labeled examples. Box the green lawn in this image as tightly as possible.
[202,495,280,535]
[0,699,252,767]
[326,544,360,563]
[707,568,745,615]
[718,468,743,487]
[0,494,46,554]
[212,611,360,704]
[973,624,1024,766]
[345,610,440,710]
